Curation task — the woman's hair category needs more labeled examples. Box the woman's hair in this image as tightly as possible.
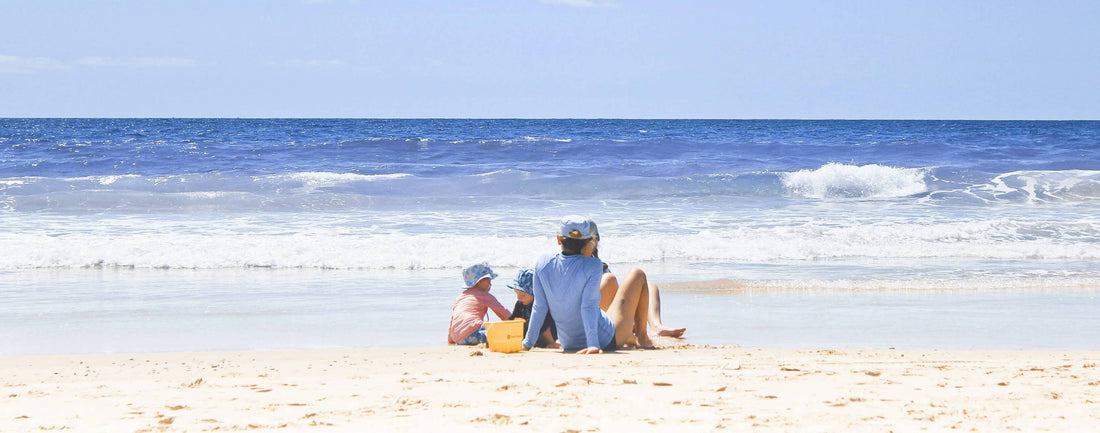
[560,236,591,255]
[589,221,600,257]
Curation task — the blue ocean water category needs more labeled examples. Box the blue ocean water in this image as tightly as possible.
[1,119,1097,354]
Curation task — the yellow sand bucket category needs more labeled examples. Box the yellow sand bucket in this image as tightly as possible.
[484,319,525,353]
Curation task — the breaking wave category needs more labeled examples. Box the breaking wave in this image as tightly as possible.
[782,163,929,199]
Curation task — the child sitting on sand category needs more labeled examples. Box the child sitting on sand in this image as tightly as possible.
[507,269,559,348]
[447,262,512,346]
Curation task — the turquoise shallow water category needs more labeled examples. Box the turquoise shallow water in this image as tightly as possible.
[2,267,1096,356]
[676,289,1100,351]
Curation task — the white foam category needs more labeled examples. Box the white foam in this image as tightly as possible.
[256,172,412,189]
[982,170,1100,202]
[472,169,522,177]
[0,229,551,270]
[704,219,1091,261]
[782,163,929,199]
[96,175,135,185]
[519,136,572,142]
[1,214,1096,270]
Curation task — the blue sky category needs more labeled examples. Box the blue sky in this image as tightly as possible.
[2,0,1097,119]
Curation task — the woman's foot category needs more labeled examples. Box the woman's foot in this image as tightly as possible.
[650,324,686,338]
[655,327,686,338]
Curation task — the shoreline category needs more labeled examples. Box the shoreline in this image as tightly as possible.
[4,282,1099,356]
[3,345,1098,432]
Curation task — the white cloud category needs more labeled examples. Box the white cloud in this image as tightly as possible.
[0,55,68,73]
[300,0,362,4]
[75,57,195,68]
[287,59,345,68]
[541,0,617,8]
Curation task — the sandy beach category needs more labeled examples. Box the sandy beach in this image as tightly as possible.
[2,343,1097,432]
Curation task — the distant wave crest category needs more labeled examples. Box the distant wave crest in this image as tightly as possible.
[781,163,930,199]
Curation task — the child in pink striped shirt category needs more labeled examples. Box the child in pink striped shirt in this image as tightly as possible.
[447,262,512,345]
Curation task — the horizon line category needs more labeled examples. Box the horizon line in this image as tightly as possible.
[3,117,1098,121]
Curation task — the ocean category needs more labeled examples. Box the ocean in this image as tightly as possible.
[1,119,1097,355]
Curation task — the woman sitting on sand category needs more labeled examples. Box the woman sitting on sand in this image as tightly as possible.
[586,220,686,338]
[522,216,656,353]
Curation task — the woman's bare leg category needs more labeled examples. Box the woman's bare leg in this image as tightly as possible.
[647,283,686,338]
[599,272,617,312]
[603,271,685,339]
[605,268,654,349]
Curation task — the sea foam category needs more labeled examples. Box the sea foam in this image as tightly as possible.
[2,214,1096,270]
[982,170,1100,202]
[781,163,929,199]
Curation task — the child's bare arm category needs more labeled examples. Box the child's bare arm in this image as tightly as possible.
[487,295,512,320]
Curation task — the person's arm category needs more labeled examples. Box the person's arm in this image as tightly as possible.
[485,293,511,320]
[579,260,604,352]
[523,274,549,350]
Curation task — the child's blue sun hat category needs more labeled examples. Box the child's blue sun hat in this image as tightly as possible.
[509,268,534,294]
[463,262,498,287]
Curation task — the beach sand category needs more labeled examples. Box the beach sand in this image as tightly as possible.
[2,343,1098,432]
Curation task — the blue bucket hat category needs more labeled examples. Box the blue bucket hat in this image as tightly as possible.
[560,215,593,239]
[509,268,534,294]
[462,262,498,287]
